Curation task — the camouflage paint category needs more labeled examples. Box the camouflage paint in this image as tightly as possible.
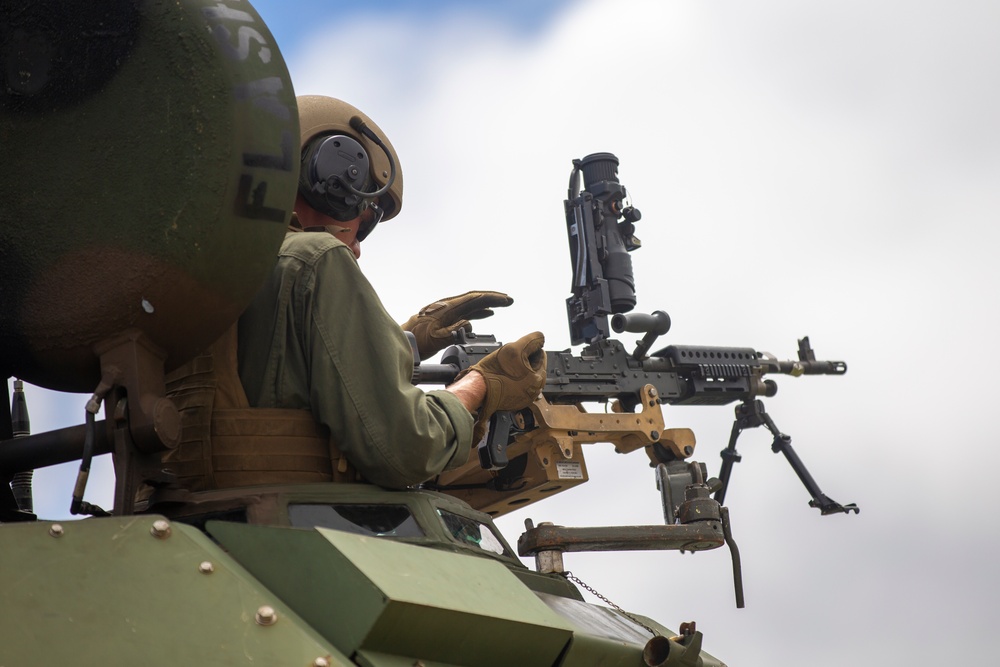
[0,0,298,391]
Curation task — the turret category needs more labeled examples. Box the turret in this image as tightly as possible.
[0,0,299,516]
[0,0,298,392]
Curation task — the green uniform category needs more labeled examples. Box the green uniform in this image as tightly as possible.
[237,231,474,488]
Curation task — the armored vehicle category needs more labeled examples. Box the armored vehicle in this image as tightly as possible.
[1,2,853,665]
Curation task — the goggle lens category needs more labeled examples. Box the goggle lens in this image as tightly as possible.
[356,201,384,242]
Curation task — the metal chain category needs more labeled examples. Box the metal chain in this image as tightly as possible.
[561,571,659,637]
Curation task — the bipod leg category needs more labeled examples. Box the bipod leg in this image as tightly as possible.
[758,407,859,516]
[714,419,743,506]
[715,400,765,505]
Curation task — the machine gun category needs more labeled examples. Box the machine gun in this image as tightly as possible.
[415,153,856,605]
[417,152,854,514]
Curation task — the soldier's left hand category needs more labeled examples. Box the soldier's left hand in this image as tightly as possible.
[401,290,513,359]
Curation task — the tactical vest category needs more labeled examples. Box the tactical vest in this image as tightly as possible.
[163,324,361,490]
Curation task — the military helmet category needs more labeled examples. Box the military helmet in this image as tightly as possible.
[297,95,403,224]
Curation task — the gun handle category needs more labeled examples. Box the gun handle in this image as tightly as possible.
[478,411,513,470]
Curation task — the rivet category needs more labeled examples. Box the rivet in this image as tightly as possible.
[255,605,278,626]
[49,524,64,537]
[313,658,331,667]
[150,520,172,538]
[198,561,214,574]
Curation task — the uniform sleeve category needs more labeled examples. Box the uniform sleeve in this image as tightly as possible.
[298,243,474,488]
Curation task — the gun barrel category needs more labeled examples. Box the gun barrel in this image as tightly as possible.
[764,359,848,376]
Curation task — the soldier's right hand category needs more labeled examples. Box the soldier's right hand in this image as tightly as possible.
[464,331,546,421]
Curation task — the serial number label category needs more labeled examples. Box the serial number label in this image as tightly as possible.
[556,461,584,480]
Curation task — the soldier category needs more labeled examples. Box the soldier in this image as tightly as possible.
[236,95,545,489]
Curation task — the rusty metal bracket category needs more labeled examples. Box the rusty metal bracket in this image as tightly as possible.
[517,522,725,557]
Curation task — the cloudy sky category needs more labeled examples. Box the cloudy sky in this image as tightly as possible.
[15,1,1000,664]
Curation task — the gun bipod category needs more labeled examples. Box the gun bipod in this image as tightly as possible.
[714,399,859,515]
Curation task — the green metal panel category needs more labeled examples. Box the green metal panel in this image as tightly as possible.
[355,651,462,667]
[207,521,576,667]
[535,593,729,667]
[0,0,297,391]
[535,592,650,667]
[0,516,350,666]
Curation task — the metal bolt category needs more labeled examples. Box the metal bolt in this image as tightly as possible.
[198,561,214,574]
[150,520,172,539]
[255,605,278,626]
[535,548,565,574]
[49,524,64,537]
[313,658,331,667]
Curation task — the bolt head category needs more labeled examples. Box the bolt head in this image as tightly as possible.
[150,520,172,538]
[255,605,278,626]
[313,658,331,667]
[198,561,214,574]
[49,524,64,537]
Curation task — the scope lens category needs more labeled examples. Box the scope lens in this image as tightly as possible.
[579,152,620,190]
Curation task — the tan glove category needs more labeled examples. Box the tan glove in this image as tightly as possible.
[458,331,546,442]
[401,290,514,359]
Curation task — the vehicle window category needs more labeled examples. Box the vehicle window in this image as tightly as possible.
[437,509,508,556]
[288,503,424,537]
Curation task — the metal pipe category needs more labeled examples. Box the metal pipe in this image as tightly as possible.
[0,421,112,474]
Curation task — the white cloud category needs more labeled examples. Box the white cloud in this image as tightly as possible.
[279,1,1000,662]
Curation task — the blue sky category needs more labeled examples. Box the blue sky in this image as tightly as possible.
[252,0,574,46]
